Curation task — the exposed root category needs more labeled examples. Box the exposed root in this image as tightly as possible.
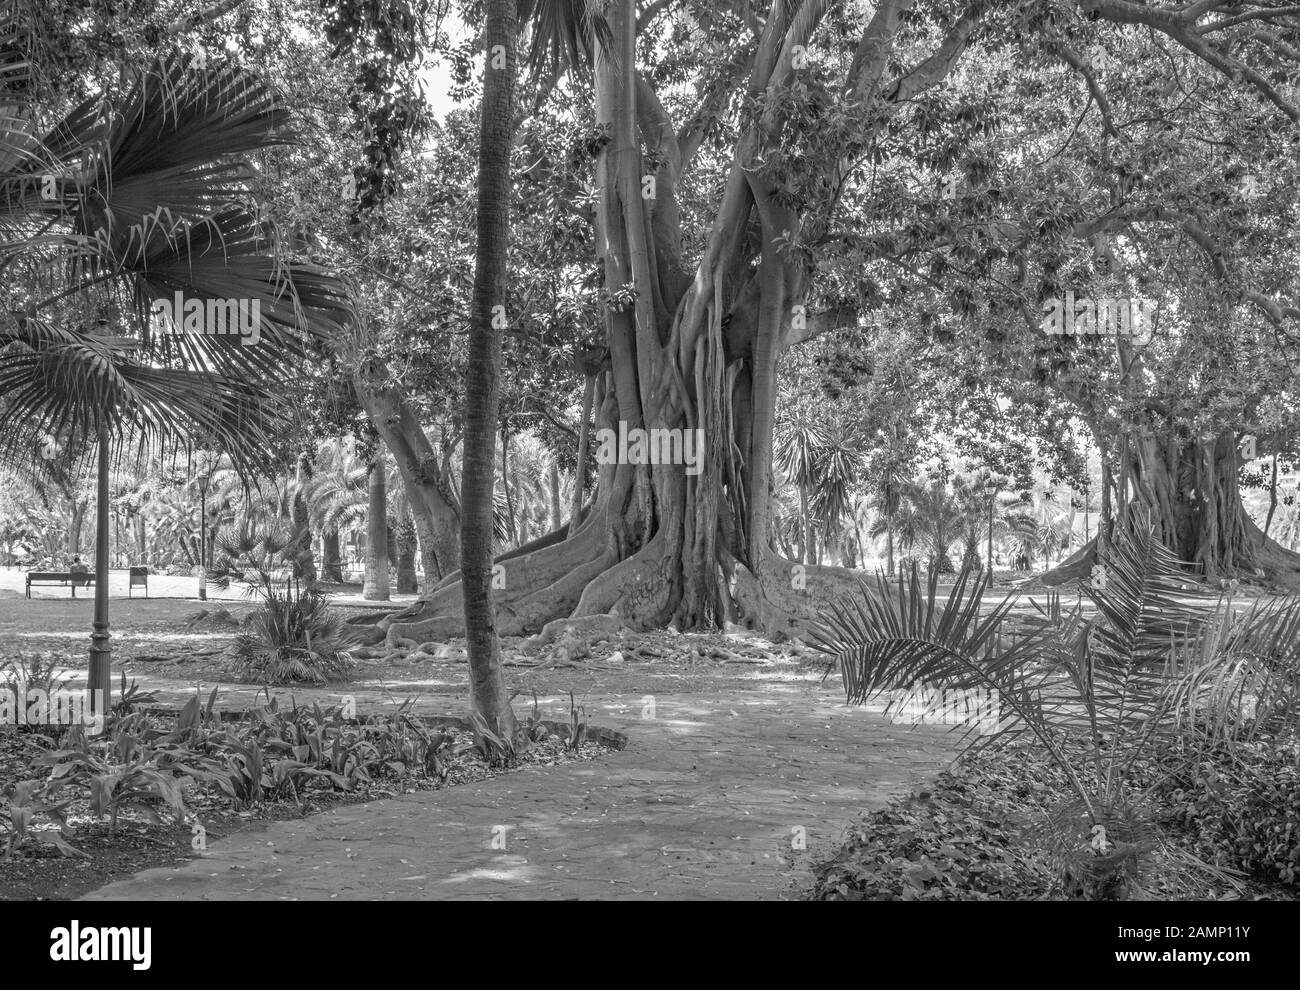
[1244,515,1300,590]
[379,513,613,642]
[728,549,868,639]
[1028,537,1100,590]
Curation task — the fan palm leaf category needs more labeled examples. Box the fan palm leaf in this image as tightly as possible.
[0,41,353,477]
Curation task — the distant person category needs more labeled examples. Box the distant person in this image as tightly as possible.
[69,556,89,574]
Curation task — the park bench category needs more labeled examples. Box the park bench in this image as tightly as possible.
[25,571,94,598]
[128,566,149,598]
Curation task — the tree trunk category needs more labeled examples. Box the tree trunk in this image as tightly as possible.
[570,372,595,528]
[1264,452,1279,538]
[67,498,87,558]
[363,452,390,601]
[395,513,418,594]
[548,458,563,531]
[1040,429,1300,588]
[460,0,517,733]
[291,490,317,584]
[986,497,994,574]
[322,529,344,582]
[353,368,461,582]
[500,425,517,545]
[349,0,977,647]
[799,485,812,565]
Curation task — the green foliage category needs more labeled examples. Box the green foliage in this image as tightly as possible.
[465,709,515,767]
[1160,745,1300,888]
[0,43,353,477]
[810,765,1057,902]
[112,671,161,718]
[0,652,73,700]
[1,779,79,861]
[812,520,1300,898]
[214,527,355,684]
[182,694,455,808]
[32,721,197,833]
[565,690,587,755]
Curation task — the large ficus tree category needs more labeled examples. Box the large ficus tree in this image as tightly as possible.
[373,0,1300,647]
[842,2,1300,589]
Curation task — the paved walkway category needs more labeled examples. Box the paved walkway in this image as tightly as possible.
[81,684,956,900]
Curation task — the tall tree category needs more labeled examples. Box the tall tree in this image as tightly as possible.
[460,0,518,730]
[359,1,1300,651]
[363,449,390,601]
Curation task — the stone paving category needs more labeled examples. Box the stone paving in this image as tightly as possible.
[81,682,956,900]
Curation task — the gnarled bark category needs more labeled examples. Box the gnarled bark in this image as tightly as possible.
[349,0,982,645]
[1037,430,1300,589]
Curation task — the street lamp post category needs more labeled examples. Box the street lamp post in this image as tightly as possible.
[197,472,209,601]
[87,417,112,721]
[86,321,137,724]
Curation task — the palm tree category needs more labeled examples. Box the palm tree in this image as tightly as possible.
[811,429,863,566]
[302,438,368,582]
[459,0,519,739]
[1005,509,1075,572]
[0,34,353,702]
[776,419,827,565]
[866,453,910,576]
[905,478,965,574]
[955,466,1012,573]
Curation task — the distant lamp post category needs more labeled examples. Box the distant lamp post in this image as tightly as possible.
[196,472,210,602]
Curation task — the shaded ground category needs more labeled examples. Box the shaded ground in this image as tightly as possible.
[82,688,953,900]
[1,586,957,900]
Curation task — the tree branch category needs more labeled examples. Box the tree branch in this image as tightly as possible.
[1051,41,1121,138]
[883,8,981,103]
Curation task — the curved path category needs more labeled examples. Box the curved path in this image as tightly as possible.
[81,684,955,901]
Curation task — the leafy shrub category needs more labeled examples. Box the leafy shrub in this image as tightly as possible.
[811,765,1056,901]
[812,518,1300,899]
[1,780,79,860]
[0,653,72,698]
[466,709,515,766]
[0,654,75,732]
[177,695,457,806]
[32,721,200,832]
[1160,745,1300,887]
[213,528,355,684]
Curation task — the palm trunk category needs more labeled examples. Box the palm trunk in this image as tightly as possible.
[291,491,317,584]
[460,0,517,733]
[322,530,344,582]
[363,452,390,601]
